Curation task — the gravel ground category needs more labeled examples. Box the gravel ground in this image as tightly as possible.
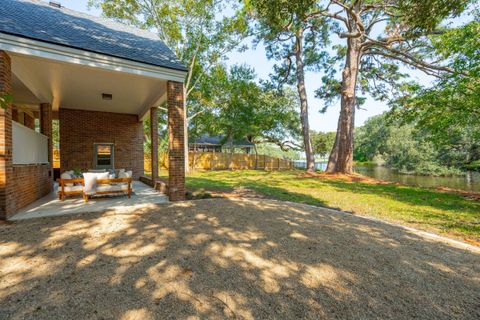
[0,198,479,320]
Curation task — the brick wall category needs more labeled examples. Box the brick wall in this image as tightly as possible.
[24,113,35,130]
[11,165,52,211]
[0,51,14,219]
[59,109,144,179]
[167,81,186,201]
[40,103,53,165]
[150,106,159,179]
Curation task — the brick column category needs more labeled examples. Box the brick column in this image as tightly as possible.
[150,106,159,179]
[40,103,53,193]
[167,81,186,201]
[0,51,13,219]
[40,103,53,166]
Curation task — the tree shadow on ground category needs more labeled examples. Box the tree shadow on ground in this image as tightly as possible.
[0,198,479,319]
[186,172,480,239]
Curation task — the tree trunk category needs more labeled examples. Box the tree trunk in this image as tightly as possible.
[294,31,315,172]
[326,37,362,174]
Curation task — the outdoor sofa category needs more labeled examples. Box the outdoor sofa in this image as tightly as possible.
[58,169,132,202]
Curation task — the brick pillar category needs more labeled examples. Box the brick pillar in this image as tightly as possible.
[24,113,35,130]
[0,51,13,219]
[150,106,159,179]
[40,103,52,165]
[167,81,186,201]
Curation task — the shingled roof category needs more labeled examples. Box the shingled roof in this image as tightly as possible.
[0,0,187,71]
[190,135,254,147]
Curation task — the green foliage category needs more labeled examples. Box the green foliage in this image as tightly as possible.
[390,18,480,167]
[192,64,301,150]
[0,92,12,109]
[246,0,329,85]
[91,0,248,120]
[255,143,302,159]
[310,131,335,159]
[355,113,466,176]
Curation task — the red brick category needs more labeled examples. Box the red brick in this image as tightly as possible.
[167,81,186,201]
[150,107,158,179]
[11,164,52,211]
[59,108,144,179]
[0,51,14,219]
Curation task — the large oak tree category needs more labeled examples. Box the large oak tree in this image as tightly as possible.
[315,0,470,173]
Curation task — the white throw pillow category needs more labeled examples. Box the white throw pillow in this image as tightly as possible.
[118,170,132,179]
[83,172,98,195]
[96,172,110,181]
[60,172,74,187]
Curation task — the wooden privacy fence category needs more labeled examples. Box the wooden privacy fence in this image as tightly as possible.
[145,152,293,171]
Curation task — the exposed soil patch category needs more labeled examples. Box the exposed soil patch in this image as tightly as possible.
[0,198,478,319]
[300,171,395,184]
[188,186,265,200]
[435,187,480,201]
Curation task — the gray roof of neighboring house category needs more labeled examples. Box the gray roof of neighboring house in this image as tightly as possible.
[0,0,187,71]
[190,135,254,147]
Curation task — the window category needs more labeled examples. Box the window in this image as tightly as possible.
[94,143,114,169]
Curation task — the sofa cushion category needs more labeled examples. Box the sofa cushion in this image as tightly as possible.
[96,184,128,192]
[95,172,110,180]
[118,170,132,179]
[60,172,74,187]
[63,185,83,192]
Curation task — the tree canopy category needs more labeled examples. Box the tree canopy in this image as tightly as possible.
[192,64,301,151]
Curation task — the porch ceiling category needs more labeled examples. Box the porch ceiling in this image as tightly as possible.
[10,52,167,116]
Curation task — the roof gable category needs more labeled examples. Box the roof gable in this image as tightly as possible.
[0,0,187,71]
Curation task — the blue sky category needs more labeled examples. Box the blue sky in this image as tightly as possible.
[53,0,429,132]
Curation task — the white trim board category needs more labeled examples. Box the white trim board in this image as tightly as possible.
[0,33,187,83]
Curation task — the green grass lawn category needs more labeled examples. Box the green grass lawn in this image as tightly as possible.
[166,170,480,242]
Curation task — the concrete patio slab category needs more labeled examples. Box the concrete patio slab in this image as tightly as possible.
[10,181,168,221]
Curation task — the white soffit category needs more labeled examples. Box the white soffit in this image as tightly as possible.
[10,52,169,115]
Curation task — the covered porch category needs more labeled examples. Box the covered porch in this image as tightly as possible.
[10,181,168,221]
[0,0,189,219]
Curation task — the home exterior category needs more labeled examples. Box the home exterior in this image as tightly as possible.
[0,0,187,219]
[189,135,255,154]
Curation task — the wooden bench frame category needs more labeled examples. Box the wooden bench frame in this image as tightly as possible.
[57,178,84,200]
[57,177,132,202]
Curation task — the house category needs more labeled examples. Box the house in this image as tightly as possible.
[0,0,187,219]
[189,135,254,154]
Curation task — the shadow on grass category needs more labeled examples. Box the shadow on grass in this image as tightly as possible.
[187,176,329,208]
[186,171,480,239]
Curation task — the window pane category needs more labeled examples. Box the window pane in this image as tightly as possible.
[96,144,112,166]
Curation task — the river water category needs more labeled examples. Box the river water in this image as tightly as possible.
[293,161,480,192]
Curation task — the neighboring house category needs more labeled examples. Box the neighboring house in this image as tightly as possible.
[189,135,255,154]
[0,0,187,219]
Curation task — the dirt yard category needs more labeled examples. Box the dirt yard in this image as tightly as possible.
[1,198,479,319]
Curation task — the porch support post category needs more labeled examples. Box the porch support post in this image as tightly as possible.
[150,106,159,180]
[40,103,53,192]
[0,51,13,219]
[40,103,53,167]
[167,81,186,201]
